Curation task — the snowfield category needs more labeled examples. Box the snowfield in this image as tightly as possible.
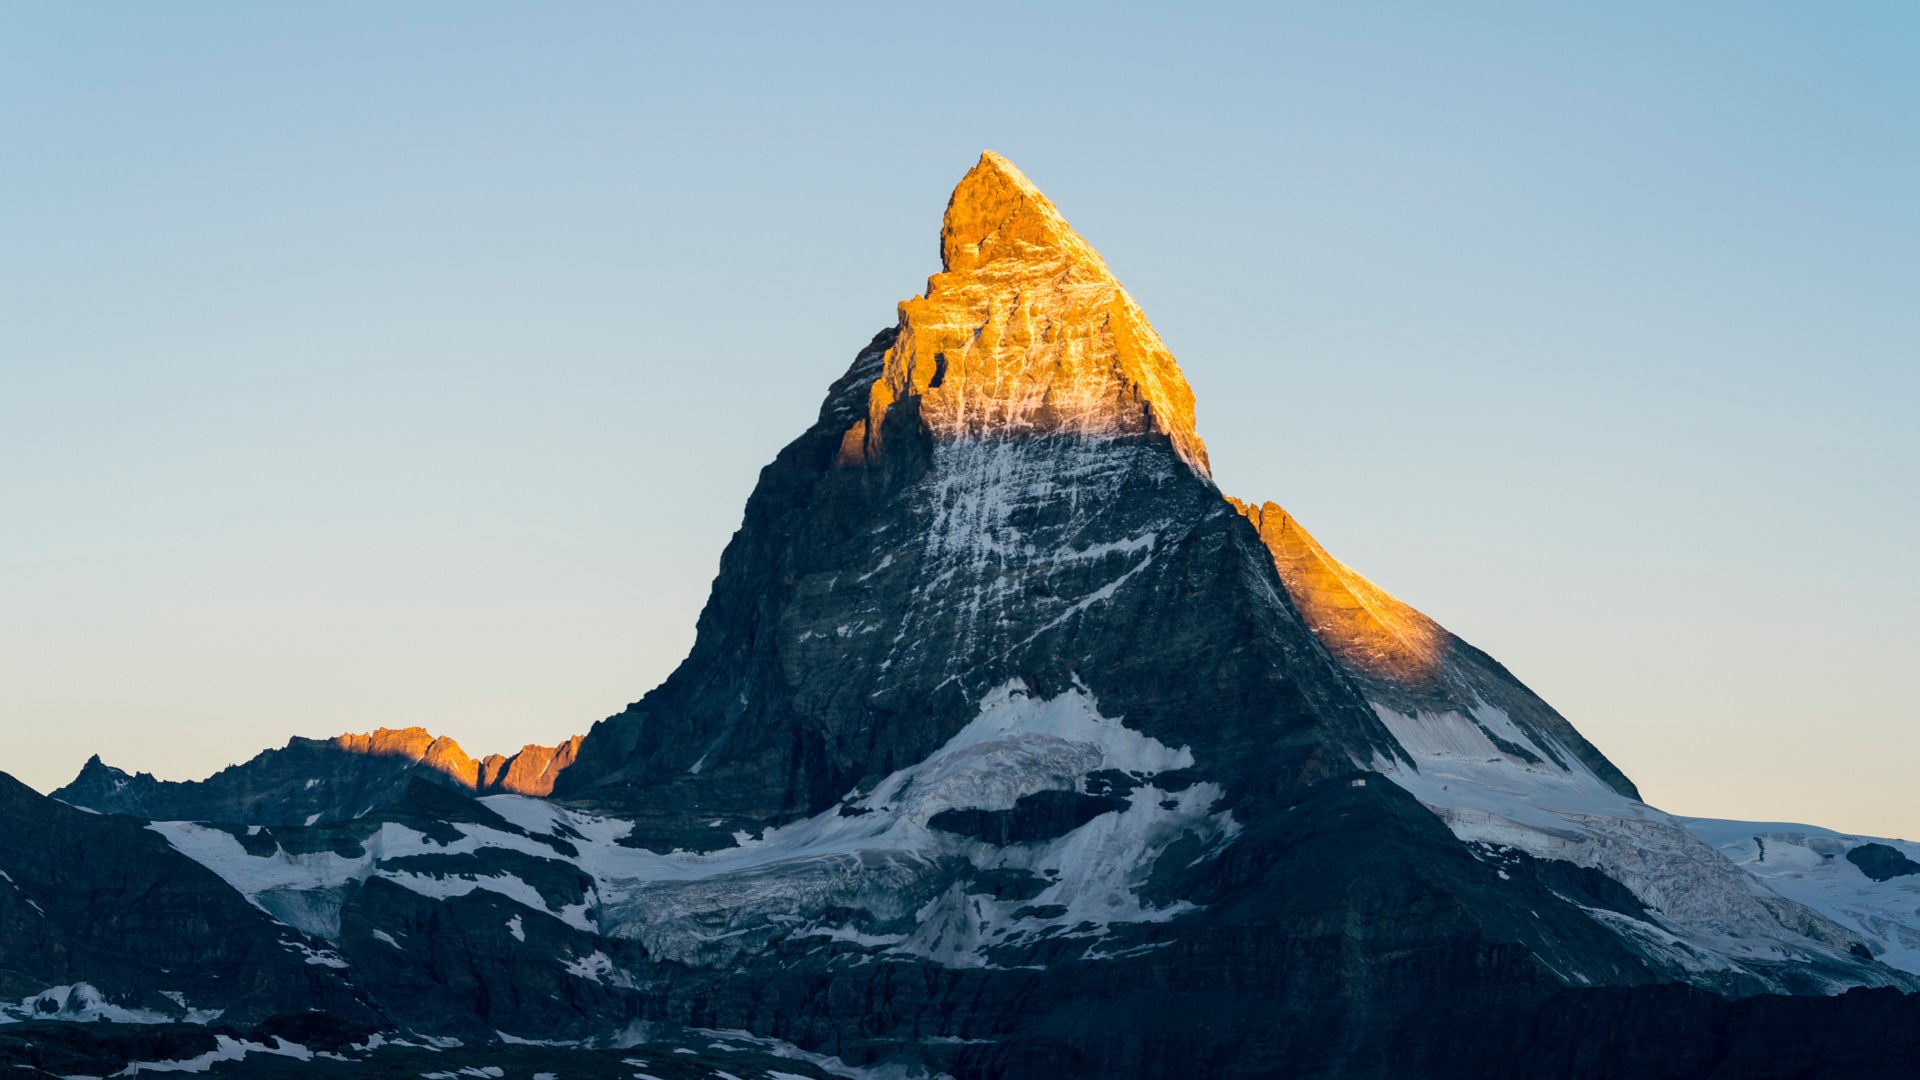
[1682,817,1920,976]
[1369,699,1910,991]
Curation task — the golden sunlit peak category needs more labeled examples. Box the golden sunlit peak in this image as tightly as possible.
[840,151,1211,476]
[938,151,1111,281]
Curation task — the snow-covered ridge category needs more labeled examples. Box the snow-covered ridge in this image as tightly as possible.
[1368,700,1908,992]
[1682,817,1920,977]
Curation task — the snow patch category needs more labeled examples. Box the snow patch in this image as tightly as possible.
[280,939,348,968]
[2,983,173,1025]
[561,950,614,983]
[864,679,1191,824]
[149,818,594,936]
[108,1034,313,1074]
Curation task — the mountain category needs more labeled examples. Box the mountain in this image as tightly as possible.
[0,772,377,1030]
[53,728,582,826]
[547,149,1897,994]
[9,151,1920,1078]
[553,150,1404,848]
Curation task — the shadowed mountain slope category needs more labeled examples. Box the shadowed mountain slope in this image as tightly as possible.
[0,771,378,1028]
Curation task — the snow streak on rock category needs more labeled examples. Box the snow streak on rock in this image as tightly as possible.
[149,817,595,939]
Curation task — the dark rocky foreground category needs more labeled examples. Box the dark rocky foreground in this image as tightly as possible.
[0,1015,859,1080]
[4,985,1919,1079]
[15,762,1920,1078]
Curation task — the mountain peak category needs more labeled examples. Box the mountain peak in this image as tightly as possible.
[938,151,1108,280]
[841,151,1210,475]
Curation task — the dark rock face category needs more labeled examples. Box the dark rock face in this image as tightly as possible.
[334,878,643,1042]
[556,330,1399,854]
[1846,842,1920,882]
[53,747,434,827]
[0,772,377,1028]
[928,786,1130,844]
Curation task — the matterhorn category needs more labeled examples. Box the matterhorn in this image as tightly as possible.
[7,152,1919,1079]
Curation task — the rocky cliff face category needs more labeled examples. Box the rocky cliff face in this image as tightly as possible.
[554,152,1404,854]
[55,728,583,826]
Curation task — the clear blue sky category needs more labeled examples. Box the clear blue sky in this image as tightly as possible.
[4,4,1916,835]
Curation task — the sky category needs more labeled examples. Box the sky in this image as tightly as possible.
[3,4,1916,836]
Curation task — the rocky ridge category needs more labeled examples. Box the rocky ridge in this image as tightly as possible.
[1231,498,1892,991]
[55,728,582,826]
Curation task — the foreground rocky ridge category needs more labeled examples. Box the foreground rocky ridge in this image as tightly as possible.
[13,152,1919,1077]
[10,764,1920,1078]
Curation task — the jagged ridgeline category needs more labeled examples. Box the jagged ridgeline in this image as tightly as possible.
[57,727,582,826]
[13,152,1920,1079]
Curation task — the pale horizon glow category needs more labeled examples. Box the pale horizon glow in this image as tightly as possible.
[3,5,1915,838]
